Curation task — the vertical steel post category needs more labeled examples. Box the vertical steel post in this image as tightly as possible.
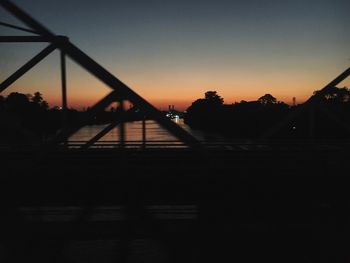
[60,50,68,145]
[119,100,125,147]
[142,116,146,149]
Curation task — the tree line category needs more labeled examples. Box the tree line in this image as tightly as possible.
[184,87,350,140]
[1,86,350,143]
[0,92,141,143]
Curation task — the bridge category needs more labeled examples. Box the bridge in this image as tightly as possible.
[1,1,350,262]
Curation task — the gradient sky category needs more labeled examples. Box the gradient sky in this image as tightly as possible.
[1,0,349,110]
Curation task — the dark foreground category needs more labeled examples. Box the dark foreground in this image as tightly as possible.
[1,144,350,262]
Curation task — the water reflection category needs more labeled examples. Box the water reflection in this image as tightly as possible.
[68,119,228,147]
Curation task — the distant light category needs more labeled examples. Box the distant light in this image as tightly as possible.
[292,126,296,130]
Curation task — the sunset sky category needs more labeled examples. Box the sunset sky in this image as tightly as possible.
[1,0,349,110]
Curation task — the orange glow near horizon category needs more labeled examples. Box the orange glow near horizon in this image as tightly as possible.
[2,49,349,111]
[3,66,349,112]
[5,77,348,112]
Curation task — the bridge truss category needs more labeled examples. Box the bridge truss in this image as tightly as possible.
[1,0,349,149]
[0,0,201,149]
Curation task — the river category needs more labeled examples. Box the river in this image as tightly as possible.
[68,118,229,146]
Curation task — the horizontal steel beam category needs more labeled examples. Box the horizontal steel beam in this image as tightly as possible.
[0,35,49,42]
[0,35,67,42]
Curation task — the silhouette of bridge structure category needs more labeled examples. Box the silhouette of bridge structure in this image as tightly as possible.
[1,0,349,150]
[0,0,202,150]
[1,1,350,262]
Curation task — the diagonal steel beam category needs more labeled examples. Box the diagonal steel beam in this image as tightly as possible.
[0,0,56,38]
[85,90,120,116]
[0,36,50,42]
[49,91,120,145]
[320,67,350,91]
[81,120,122,149]
[0,0,201,148]
[0,21,37,34]
[261,67,350,139]
[81,115,130,149]
[0,44,56,93]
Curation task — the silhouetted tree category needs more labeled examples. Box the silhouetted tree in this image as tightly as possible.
[185,91,225,129]
[41,100,49,110]
[5,92,30,113]
[32,91,43,104]
[185,92,292,138]
[205,91,224,106]
[314,86,350,104]
[258,94,277,105]
[31,91,49,109]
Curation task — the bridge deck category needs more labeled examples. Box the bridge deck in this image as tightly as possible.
[1,146,349,262]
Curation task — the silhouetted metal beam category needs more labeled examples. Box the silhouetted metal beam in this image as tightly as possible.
[60,50,68,146]
[0,44,56,93]
[60,50,67,114]
[81,120,122,149]
[83,121,122,149]
[119,100,125,147]
[60,52,67,110]
[81,107,134,149]
[321,68,350,91]
[142,117,146,148]
[0,36,49,42]
[81,96,130,149]
[50,91,120,145]
[59,43,200,147]
[0,0,201,148]
[86,91,120,115]
[261,67,350,139]
[0,21,37,33]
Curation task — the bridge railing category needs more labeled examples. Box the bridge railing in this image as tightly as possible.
[1,139,349,151]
